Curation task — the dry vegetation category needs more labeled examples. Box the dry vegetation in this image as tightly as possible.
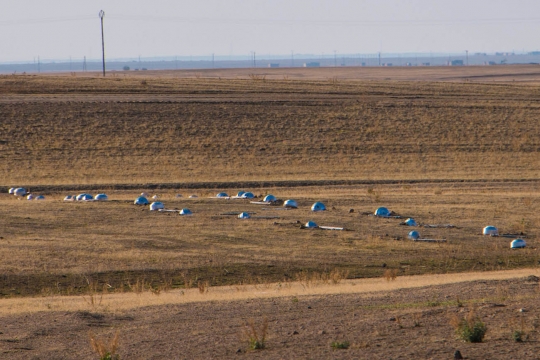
[1,68,540,358]
[0,183,539,298]
[2,69,540,185]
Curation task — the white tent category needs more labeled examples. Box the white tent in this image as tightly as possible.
[94,194,108,201]
[311,202,326,212]
[374,207,391,217]
[64,195,74,201]
[189,195,198,198]
[141,192,149,197]
[179,208,193,216]
[263,194,277,202]
[152,195,159,199]
[13,188,26,197]
[134,196,149,205]
[149,202,165,211]
[304,220,318,228]
[238,212,251,219]
[35,195,45,200]
[8,188,14,194]
[483,226,498,236]
[284,199,298,209]
[408,230,420,240]
[27,194,34,200]
[511,239,526,249]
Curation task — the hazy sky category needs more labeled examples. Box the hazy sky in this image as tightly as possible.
[2,0,539,62]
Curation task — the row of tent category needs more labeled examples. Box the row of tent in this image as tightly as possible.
[6,188,529,249]
[9,188,45,200]
[64,193,109,201]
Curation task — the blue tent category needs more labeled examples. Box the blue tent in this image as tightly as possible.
[304,220,318,228]
[76,193,93,201]
[95,194,108,201]
[263,194,277,202]
[405,218,417,226]
[283,199,298,208]
[483,226,498,236]
[241,192,255,199]
[408,230,420,240]
[374,207,391,217]
[13,188,27,197]
[216,192,229,198]
[511,239,526,249]
[238,212,251,219]
[150,202,164,211]
[311,202,326,212]
[179,208,193,216]
[237,191,246,197]
[35,195,45,200]
[134,196,149,205]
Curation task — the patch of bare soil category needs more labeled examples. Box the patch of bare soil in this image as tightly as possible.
[2,276,540,359]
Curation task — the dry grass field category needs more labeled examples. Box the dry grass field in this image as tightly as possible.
[2,66,540,186]
[1,66,540,358]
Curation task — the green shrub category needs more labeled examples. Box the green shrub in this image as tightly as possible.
[331,341,350,349]
[512,330,525,342]
[242,317,268,350]
[450,310,487,343]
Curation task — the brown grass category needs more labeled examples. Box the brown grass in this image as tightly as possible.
[2,73,540,186]
[241,317,269,350]
[0,182,539,297]
[89,331,120,360]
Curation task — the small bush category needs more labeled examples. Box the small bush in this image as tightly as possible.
[331,341,350,349]
[242,317,268,350]
[450,309,487,343]
[512,316,527,342]
[89,331,120,360]
[513,330,525,342]
[383,269,399,281]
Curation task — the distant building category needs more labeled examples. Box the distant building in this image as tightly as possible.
[448,60,464,66]
[382,63,393,66]
[268,63,280,68]
[303,62,320,67]
[421,62,431,66]
[484,61,497,66]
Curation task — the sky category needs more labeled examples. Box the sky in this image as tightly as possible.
[1,0,540,62]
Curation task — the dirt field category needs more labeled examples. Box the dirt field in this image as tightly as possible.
[2,272,540,359]
[1,67,540,358]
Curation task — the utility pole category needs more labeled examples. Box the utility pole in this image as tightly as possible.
[83,56,87,72]
[253,52,256,68]
[212,53,215,68]
[291,51,294,67]
[378,52,381,66]
[99,10,106,77]
[334,50,337,67]
[466,50,469,66]
[38,56,40,73]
